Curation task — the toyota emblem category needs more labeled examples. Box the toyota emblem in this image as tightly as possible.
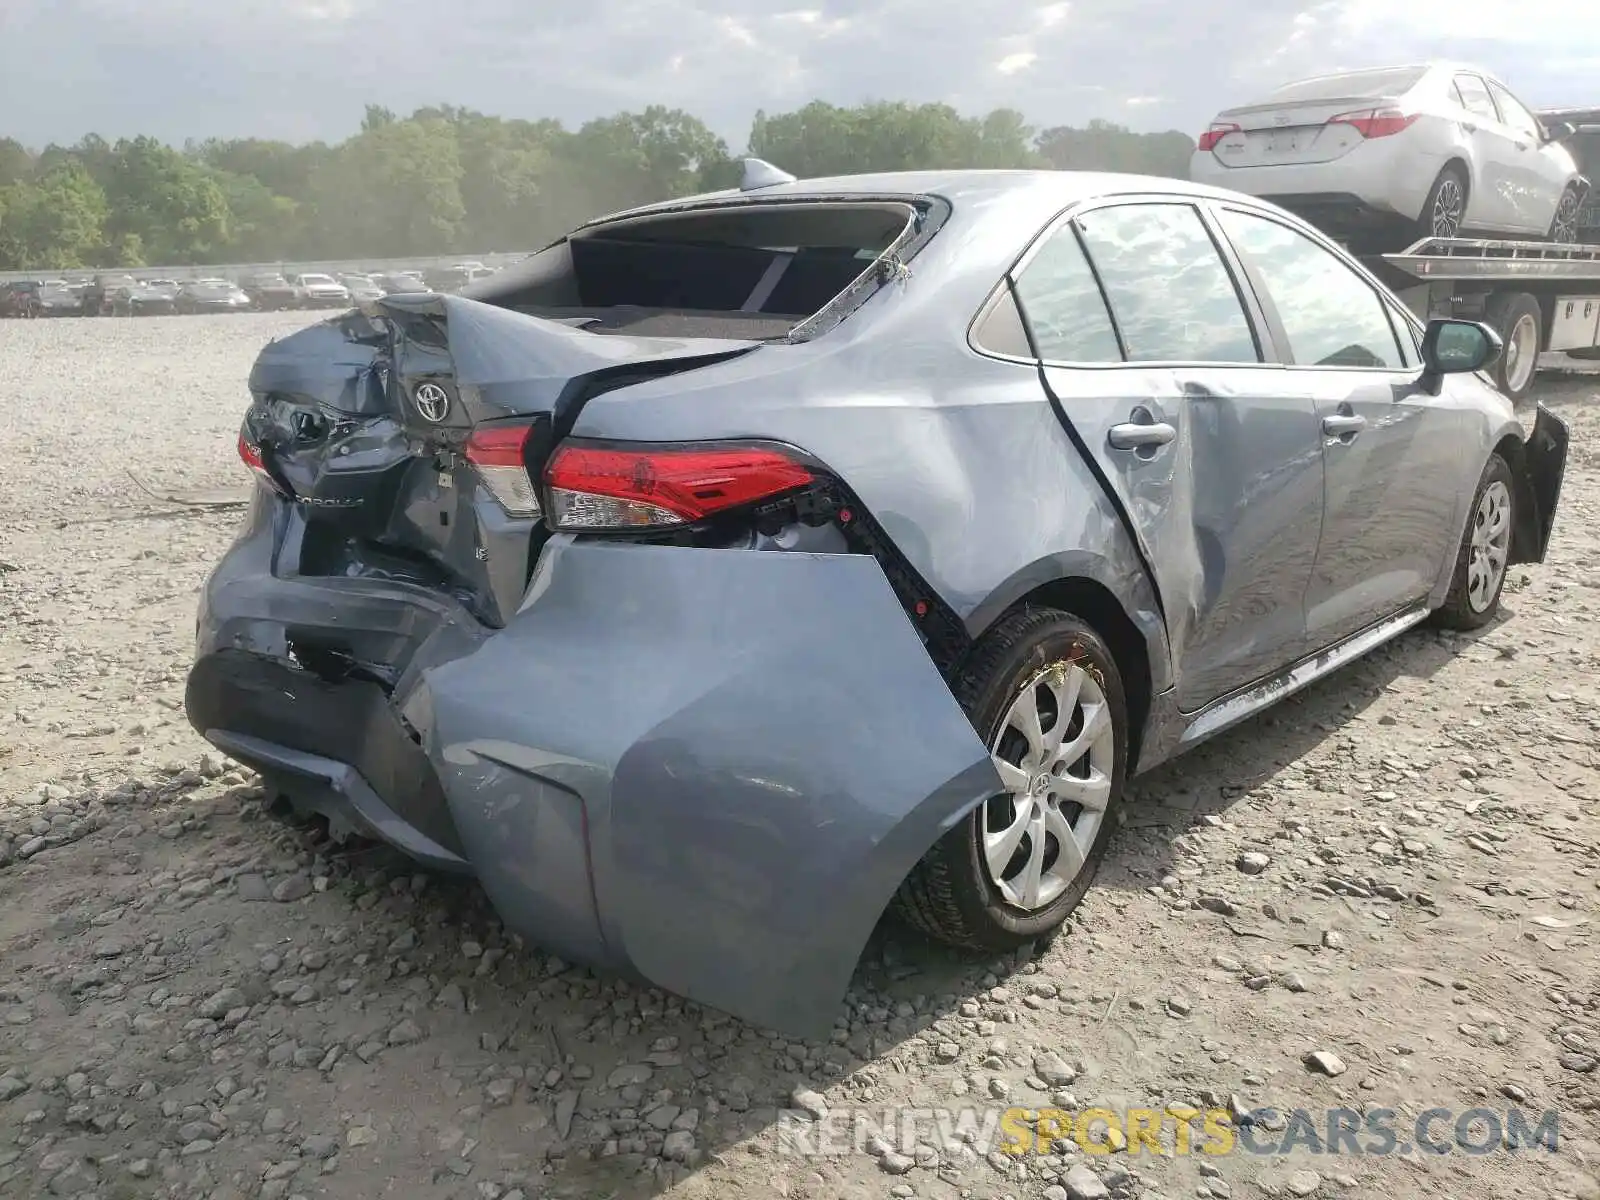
[414,382,450,423]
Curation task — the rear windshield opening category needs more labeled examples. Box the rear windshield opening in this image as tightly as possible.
[1270,66,1427,103]
[471,200,918,340]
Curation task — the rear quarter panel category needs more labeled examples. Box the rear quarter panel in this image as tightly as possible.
[565,247,1170,691]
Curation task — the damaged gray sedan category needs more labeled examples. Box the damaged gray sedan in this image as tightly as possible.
[187,166,1568,1038]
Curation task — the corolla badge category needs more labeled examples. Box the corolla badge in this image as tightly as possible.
[414,382,450,423]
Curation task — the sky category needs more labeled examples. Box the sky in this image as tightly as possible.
[2,0,1598,149]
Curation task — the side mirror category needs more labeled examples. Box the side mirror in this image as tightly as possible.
[1545,120,1579,143]
[1420,318,1501,388]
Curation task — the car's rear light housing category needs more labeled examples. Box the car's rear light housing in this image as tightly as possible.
[1198,122,1240,152]
[543,440,816,531]
[238,431,285,494]
[1327,108,1417,139]
[465,424,541,518]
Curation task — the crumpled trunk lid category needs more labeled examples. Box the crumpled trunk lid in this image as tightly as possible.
[242,295,760,627]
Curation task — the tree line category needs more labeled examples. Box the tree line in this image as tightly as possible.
[0,102,1194,272]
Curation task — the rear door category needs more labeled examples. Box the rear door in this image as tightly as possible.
[1012,198,1325,712]
[1212,204,1469,647]
[1452,72,1520,231]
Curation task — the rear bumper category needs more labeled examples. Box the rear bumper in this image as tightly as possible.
[1191,142,1442,224]
[188,511,999,1037]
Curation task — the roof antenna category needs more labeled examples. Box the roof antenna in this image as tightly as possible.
[740,157,797,191]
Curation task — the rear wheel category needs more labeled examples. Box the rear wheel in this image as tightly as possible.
[1484,291,1542,401]
[1549,185,1582,244]
[1419,166,1469,239]
[894,608,1127,950]
[1434,453,1515,630]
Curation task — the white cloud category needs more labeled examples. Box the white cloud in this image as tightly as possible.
[996,51,1038,75]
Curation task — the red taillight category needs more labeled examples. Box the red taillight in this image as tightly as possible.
[543,442,815,530]
[465,424,540,518]
[238,431,283,493]
[1198,122,1240,152]
[1327,108,1417,139]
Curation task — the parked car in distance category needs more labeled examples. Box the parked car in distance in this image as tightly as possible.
[0,282,43,317]
[188,167,1567,1038]
[292,273,352,308]
[241,272,301,311]
[1191,63,1590,248]
[112,281,180,317]
[421,263,494,292]
[374,271,428,295]
[34,281,84,316]
[82,273,136,316]
[177,279,254,314]
[338,273,386,303]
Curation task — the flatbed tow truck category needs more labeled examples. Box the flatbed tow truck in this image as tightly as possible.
[1362,236,1600,399]
[1342,107,1600,401]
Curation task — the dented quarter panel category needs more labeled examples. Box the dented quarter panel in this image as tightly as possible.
[415,539,1001,1038]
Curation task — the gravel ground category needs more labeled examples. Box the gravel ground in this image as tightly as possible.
[2,312,1599,1200]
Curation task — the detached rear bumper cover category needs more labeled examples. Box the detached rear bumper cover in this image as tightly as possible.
[190,535,999,1038]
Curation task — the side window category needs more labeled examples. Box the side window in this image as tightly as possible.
[1072,203,1260,363]
[1488,82,1540,140]
[1008,225,1122,362]
[1454,74,1500,123]
[1218,208,1405,369]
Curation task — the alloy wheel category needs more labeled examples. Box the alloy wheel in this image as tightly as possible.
[1432,178,1465,237]
[1467,480,1512,613]
[981,661,1115,911]
[1552,191,1580,244]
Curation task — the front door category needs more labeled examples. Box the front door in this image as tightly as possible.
[1010,199,1325,712]
[1212,204,1469,648]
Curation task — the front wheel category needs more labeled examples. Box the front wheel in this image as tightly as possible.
[1433,453,1516,631]
[894,608,1128,950]
[1549,185,1582,244]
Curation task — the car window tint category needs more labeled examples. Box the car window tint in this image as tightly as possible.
[1219,209,1404,369]
[1073,203,1259,363]
[1454,74,1500,122]
[1488,81,1540,140]
[1008,226,1122,362]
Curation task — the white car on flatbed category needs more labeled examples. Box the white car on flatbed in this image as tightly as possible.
[1191,63,1589,248]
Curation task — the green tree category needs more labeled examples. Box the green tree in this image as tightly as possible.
[1035,119,1194,178]
[0,162,109,269]
[102,136,231,262]
[307,114,466,256]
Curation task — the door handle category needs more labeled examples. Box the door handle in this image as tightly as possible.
[1323,413,1367,437]
[1108,421,1177,450]
[1461,122,1477,133]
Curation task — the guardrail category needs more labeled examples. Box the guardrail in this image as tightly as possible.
[0,252,536,286]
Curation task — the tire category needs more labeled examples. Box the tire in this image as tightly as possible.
[1433,453,1515,631]
[893,607,1128,951]
[1484,291,1542,401]
[1549,185,1582,244]
[1418,165,1469,240]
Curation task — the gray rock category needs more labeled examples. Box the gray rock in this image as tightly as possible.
[271,874,312,903]
[879,1151,915,1175]
[0,1074,26,1101]
[1286,1169,1322,1196]
[1064,1163,1109,1200]
[790,1086,828,1120]
[198,987,245,1020]
[1033,1051,1077,1086]
[1236,852,1271,875]
[386,1019,423,1046]
[1303,1050,1347,1077]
